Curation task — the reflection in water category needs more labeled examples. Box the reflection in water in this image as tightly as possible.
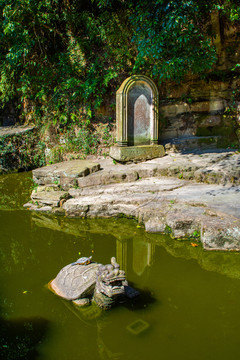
[0,172,32,210]
[32,213,240,281]
[62,301,121,360]
[61,288,155,360]
[132,235,155,276]
[2,172,240,360]
[116,238,128,274]
[116,234,155,276]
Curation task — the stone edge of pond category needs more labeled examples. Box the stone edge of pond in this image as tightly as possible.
[23,154,240,251]
[24,193,240,252]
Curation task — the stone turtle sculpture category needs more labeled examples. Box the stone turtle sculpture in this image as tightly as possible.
[49,257,139,309]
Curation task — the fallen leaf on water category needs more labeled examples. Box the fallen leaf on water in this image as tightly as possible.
[191,243,198,247]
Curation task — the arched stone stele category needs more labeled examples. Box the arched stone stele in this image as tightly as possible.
[116,75,159,146]
[110,75,165,162]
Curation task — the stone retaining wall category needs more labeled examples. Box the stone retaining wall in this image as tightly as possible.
[0,126,46,173]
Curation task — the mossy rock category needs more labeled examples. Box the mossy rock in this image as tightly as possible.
[196,125,232,137]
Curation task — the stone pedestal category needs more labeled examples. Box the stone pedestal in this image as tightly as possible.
[109,144,165,162]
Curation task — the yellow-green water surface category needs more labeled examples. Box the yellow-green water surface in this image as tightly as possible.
[1,172,240,360]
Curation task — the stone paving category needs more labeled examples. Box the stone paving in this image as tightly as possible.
[25,149,240,250]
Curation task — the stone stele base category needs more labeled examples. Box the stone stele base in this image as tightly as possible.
[109,145,165,162]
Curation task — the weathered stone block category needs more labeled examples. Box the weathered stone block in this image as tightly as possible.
[161,103,190,117]
[77,173,102,188]
[201,219,240,251]
[198,115,222,127]
[33,160,100,185]
[34,184,59,192]
[60,176,78,190]
[161,100,227,120]
[166,212,201,239]
[31,190,70,207]
[63,199,89,217]
[77,169,139,188]
[109,145,165,162]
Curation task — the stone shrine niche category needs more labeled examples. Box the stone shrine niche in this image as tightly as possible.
[110,75,165,162]
[116,75,158,147]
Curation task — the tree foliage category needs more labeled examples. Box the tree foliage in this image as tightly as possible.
[0,0,134,124]
[130,0,217,81]
[0,0,240,125]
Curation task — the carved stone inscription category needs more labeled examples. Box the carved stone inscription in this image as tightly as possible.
[127,82,152,145]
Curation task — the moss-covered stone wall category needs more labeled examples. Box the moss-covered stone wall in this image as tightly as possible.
[0,126,46,174]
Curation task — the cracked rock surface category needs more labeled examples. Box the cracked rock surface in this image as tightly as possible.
[26,149,240,250]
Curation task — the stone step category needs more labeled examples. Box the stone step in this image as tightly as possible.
[28,149,239,204]
[31,189,70,207]
[77,168,139,188]
[32,159,101,188]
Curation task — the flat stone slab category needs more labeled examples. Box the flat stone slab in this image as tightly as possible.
[62,178,240,250]
[31,190,70,207]
[77,168,139,188]
[0,125,35,137]
[31,149,240,190]
[144,149,240,184]
[80,149,240,187]
[109,145,165,162]
[26,149,240,250]
[65,178,240,218]
[32,160,100,187]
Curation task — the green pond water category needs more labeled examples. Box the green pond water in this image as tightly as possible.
[1,172,240,360]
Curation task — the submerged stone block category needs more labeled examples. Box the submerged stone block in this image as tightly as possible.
[126,319,150,335]
[109,145,165,162]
